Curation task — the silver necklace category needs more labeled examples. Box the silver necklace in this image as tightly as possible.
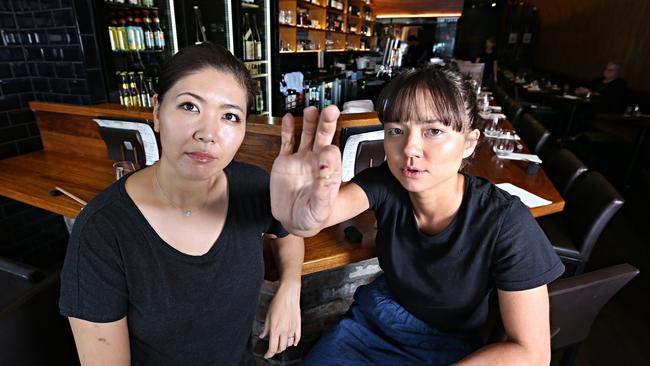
[154,165,208,217]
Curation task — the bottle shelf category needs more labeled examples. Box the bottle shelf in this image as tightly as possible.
[105,3,158,11]
[326,7,344,14]
[298,0,327,10]
[112,49,164,54]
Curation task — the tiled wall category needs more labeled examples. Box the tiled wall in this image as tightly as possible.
[0,0,105,267]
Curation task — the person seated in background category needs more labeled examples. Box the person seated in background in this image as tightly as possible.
[575,62,627,113]
[271,67,564,365]
[475,37,498,85]
[403,35,427,68]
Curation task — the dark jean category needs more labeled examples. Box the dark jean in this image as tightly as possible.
[302,276,482,366]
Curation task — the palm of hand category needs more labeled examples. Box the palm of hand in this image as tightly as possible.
[270,106,342,234]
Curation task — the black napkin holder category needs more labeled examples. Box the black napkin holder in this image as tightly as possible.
[98,126,146,166]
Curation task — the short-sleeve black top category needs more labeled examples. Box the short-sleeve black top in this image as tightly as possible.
[589,77,627,113]
[351,163,564,333]
[59,161,287,365]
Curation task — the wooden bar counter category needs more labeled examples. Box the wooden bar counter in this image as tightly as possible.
[0,102,563,277]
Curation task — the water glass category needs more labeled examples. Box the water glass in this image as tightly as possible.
[493,132,515,156]
[483,118,500,138]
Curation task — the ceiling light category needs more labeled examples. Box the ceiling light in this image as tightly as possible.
[376,12,462,19]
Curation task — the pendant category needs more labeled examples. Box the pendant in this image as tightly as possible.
[184,210,192,217]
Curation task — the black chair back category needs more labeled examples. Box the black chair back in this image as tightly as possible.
[485,263,638,366]
[564,171,624,261]
[541,147,589,197]
[503,98,524,127]
[548,264,638,357]
[492,85,508,106]
[516,113,551,154]
[0,259,79,366]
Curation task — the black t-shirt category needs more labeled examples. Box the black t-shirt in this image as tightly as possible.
[478,51,496,79]
[351,163,564,334]
[59,161,288,365]
[588,77,627,113]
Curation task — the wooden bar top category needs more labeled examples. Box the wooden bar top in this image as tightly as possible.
[0,102,563,276]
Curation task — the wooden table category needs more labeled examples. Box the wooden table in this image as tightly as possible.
[464,121,565,218]
[0,102,564,277]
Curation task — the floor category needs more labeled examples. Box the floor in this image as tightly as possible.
[569,186,650,366]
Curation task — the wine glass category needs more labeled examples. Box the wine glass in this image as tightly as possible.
[493,131,515,156]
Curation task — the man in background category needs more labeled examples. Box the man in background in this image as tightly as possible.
[575,62,627,113]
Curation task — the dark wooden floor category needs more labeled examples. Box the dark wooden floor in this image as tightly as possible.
[568,187,650,366]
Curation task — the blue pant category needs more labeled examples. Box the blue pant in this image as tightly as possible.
[302,276,482,366]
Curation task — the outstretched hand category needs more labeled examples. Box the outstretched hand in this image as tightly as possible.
[270,105,342,236]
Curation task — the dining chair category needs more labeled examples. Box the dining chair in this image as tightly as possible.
[492,85,509,106]
[516,113,551,154]
[547,263,638,366]
[536,171,624,276]
[503,98,524,127]
[0,257,79,366]
[487,263,639,366]
[540,147,589,197]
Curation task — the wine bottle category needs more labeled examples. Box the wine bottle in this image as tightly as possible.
[152,10,165,50]
[242,13,254,61]
[125,15,137,51]
[133,14,145,50]
[137,72,150,107]
[251,14,263,60]
[193,6,208,44]
[142,10,155,50]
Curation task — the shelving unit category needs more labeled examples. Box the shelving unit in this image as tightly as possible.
[278,0,377,53]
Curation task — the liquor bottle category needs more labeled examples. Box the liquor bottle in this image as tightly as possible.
[286,10,293,25]
[145,76,155,105]
[133,14,145,50]
[251,14,263,60]
[255,82,264,112]
[137,72,150,107]
[193,6,208,44]
[116,15,128,50]
[242,13,255,60]
[128,72,141,107]
[108,18,118,51]
[119,72,131,106]
[152,10,165,50]
[117,72,126,105]
[142,10,155,50]
[125,15,137,51]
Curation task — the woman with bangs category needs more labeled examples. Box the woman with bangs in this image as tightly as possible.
[270,67,564,365]
[59,43,304,365]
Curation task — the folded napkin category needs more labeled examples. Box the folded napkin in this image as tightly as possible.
[496,183,552,208]
[484,132,520,140]
[496,152,542,163]
[479,112,507,120]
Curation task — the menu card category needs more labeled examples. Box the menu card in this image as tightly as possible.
[496,183,552,208]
